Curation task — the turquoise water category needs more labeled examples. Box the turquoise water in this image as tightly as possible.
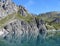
[20,35,60,46]
[0,32,60,46]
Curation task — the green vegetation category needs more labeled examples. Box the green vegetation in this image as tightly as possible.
[51,23,60,30]
[0,12,34,28]
[0,13,15,28]
[15,13,34,23]
[55,32,60,36]
[36,12,60,30]
[0,11,60,30]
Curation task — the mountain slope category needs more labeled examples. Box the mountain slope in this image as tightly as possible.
[0,0,60,46]
[37,11,60,30]
[0,0,48,45]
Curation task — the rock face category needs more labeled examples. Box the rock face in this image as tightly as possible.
[0,0,60,46]
[18,5,28,16]
[0,18,47,43]
[0,0,29,19]
[52,17,60,23]
[0,0,48,45]
[39,11,60,23]
[0,0,17,19]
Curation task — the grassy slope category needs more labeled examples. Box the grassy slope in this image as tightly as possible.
[15,13,34,23]
[0,13,16,28]
[0,12,33,28]
[36,12,60,30]
[0,11,60,30]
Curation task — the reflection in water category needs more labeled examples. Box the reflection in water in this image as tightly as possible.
[11,32,60,46]
[0,32,60,46]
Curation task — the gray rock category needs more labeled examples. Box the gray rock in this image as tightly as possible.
[18,5,28,16]
[0,18,47,43]
[52,17,60,23]
[0,0,29,20]
[0,0,18,19]
[0,0,47,44]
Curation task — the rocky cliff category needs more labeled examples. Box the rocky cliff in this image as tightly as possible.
[38,11,60,29]
[0,0,60,46]
[0,0,17,19]
[0,0,47,44]
[0,18,46,43]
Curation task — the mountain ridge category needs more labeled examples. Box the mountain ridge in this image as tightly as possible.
[0,0,60,46]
